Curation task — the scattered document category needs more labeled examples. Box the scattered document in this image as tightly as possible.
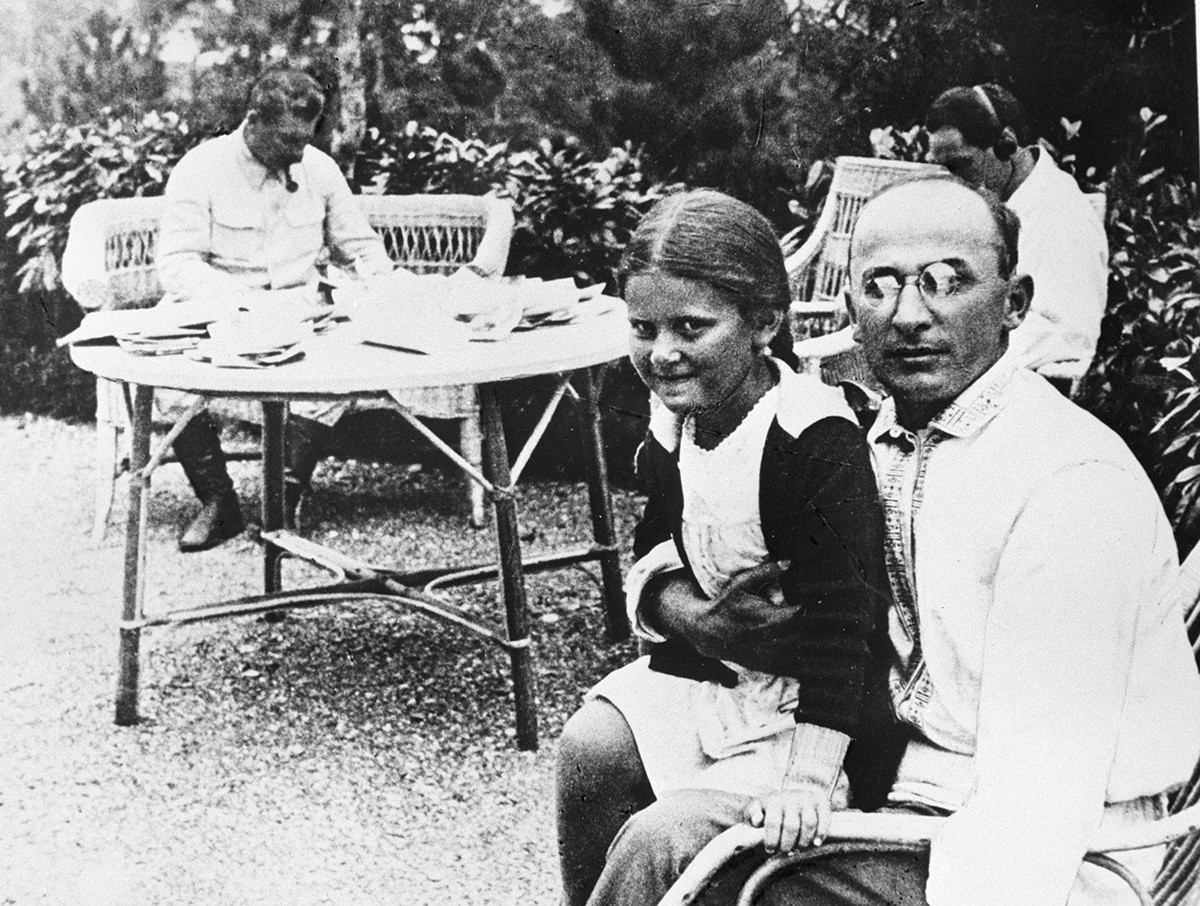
[59,273,620,367]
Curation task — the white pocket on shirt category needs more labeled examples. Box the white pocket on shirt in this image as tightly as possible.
[211,197,262,262]
[283,198,325,263]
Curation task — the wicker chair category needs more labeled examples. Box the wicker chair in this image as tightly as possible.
[62,192,514,539]
[61,196,228,543]
[656,540,1200,906]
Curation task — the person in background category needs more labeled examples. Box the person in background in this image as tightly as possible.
[156,66,392,551]
[925,82,1108,377]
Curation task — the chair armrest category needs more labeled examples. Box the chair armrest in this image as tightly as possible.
[469,194,515,277]
[657,803,1200,906]
[61,203,114,310]
[62,198,165,311]
[793,325,858,362]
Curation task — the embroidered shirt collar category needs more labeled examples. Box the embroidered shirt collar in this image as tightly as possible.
[869,348,1019,446]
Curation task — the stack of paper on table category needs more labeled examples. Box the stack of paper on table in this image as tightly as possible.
[334,269,618,349]
[56,300,228,348]
[505,276,614,330]
[58,270,622,364]
[185,311,335,368]
[58,303,336,368]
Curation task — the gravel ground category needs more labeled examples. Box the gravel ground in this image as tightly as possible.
[0,414,642,906]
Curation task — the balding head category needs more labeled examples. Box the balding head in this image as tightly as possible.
[851,174,1020,278]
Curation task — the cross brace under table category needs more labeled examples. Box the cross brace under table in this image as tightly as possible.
[114,367,628,750]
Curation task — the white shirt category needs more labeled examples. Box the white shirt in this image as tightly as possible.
[1006,147,1108,371]
[157,123,389,304]
[868,351,1200,905]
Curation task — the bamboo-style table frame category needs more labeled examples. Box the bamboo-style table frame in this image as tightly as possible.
[71,307,632,750]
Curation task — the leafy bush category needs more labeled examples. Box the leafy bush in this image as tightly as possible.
[504,139,678,287]
[2,109,194,360]
[354,122,508,196]
[869,125,929,163]
[0,341,96,422]
[1077,111,1200,555]
[3,111,193,301]
[356,128,675,288]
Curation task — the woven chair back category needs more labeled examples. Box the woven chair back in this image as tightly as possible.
[356,193,513,277]
[64,196,168,311]
[65,192,515,309]
[788,157,943,311]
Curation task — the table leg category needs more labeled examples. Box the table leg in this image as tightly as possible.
[478,383,538,751]
[262,401,286,593]
[116,383,153,726]
[577,367,628,641]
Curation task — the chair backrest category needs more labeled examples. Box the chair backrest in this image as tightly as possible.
[356,193,514,276]
[787,157,944,315]
[61,196,168,311]
[61,192,517,313]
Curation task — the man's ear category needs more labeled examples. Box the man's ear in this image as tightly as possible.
[1003,273,1033,331]
[994,126,1019,160]
[843,287,865,342]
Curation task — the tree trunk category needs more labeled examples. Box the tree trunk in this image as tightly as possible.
[331,0,366,169]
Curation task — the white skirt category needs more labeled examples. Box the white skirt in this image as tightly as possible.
[590,656,850,801]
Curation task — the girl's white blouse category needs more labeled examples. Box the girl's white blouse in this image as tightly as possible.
[678,384,800,759]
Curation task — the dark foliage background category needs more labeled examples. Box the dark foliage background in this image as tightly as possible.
[1,0,1197,545]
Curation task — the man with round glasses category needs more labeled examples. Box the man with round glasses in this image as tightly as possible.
[582,175,1200,906]
[829,175,1197,904]
[925,83,1107,378]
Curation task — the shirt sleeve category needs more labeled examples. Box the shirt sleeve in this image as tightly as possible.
[784,723,851,794]
[157,151,257,305]
[926,460,1164,906]
[313,155,391,275]
[624,431,686,642]
[1008,193,1107,370]
[623,540,684,643]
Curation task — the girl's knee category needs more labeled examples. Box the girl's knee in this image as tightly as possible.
[621,790,748,849]
[557,699,647,798]
[605,790,751,882]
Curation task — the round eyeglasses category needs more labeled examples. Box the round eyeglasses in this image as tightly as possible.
[858,261,962,305]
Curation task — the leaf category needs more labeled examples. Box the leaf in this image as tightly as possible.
[1171,475,1200,523]
[1175,464,1200,485]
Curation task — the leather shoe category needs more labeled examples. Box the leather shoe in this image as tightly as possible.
[178,488,244,552]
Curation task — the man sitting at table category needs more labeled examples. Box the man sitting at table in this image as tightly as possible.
[156,66,392,552]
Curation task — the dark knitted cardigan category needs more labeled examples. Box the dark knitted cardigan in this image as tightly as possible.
[632,377,905,810]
